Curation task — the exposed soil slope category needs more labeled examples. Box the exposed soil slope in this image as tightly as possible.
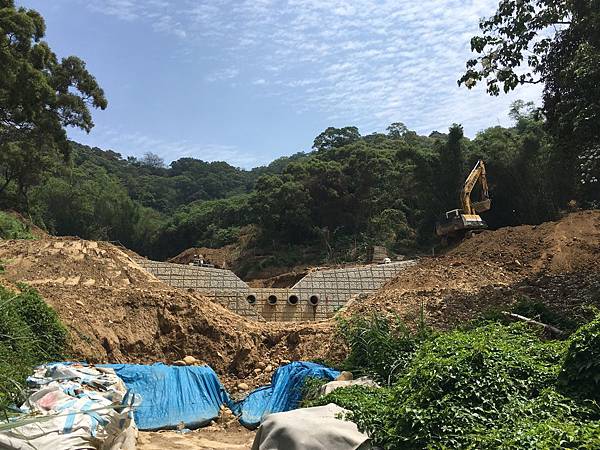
[0,238,340,376]
[346,210,600,329]
[1,210,597,381]
[168,245,239,269]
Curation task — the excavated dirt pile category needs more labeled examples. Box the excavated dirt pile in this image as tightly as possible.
[168,245,239,269]
[346,210,600,329]
[1,210,598,383]
[0,238,339,377]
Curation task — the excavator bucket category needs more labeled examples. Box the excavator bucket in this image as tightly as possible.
[472,198,491,214]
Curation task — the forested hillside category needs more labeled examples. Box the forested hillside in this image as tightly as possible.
[1,0,598,274]
[2,101,596,270]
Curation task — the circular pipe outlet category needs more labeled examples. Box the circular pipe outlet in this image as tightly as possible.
[288,294,299,306]
[246,294,257,305]
[308,294,320,306]
[268,294,278,305]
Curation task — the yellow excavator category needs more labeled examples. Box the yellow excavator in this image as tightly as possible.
[436,159,491,241]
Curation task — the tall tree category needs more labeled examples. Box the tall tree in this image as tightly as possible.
[139,152,165,169]
[437,124,466,212]
[459,0,600,201]
[0,0,107,206]
[312,126,361,152]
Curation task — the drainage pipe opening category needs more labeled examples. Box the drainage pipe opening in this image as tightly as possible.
[268,294,278,305]
[288,294,299,306]
[308,294,320,306]
[246,294,257,305]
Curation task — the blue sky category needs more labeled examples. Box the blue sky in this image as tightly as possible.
[20,0,542,168]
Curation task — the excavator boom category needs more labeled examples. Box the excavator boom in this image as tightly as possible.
[461,159,490,215]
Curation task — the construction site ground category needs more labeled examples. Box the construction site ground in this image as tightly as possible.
[1,209,599,448]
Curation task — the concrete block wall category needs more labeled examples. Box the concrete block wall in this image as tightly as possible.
[135,258,415,322]
[136,259,249,291]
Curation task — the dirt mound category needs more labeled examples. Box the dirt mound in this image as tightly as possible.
[0,237,340,376]
[247,271,307,288]
[449,210,600,274]
[346,210,600,329]
[0,239,160,288]
[168,246,239,269]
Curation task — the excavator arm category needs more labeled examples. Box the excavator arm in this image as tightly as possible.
[460,160,490,215]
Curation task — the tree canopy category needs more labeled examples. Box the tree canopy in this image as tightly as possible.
[0,0,106,206]
[460,0,600,202]
[0,0,598,272]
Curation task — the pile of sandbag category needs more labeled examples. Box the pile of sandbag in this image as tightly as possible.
[0,363,137,450]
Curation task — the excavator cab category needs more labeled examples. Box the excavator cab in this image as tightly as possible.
[436,160,491,240]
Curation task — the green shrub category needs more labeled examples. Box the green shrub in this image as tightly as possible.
[560,313,600,400]
[314,317,600,449]
[301,377,329,404]
[307,385,395,443]
[477,389,600,449]
[386,323,566,449]
[0,284,67,411]
[0,212,35,240]
[337,313,429,384]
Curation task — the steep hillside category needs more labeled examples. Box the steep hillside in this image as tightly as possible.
[346,210,600,330]
[0,237,340,377]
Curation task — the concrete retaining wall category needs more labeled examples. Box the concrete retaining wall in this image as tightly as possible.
[135,258,415,322]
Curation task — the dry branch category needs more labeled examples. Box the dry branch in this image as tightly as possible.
[501,311,564,336]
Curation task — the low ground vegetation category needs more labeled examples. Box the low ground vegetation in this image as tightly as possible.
[307,314,600,449]
[0,284,67,412]
[0,212,35,240]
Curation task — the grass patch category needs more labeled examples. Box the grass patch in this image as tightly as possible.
[310,315,600,449]
[0,284,67,412]
[0,212,35,240]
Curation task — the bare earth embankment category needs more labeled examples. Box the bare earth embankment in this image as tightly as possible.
[1,210,598,448]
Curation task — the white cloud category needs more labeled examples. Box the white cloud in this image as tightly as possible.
[85,0,543,142]
[205,67,240,82]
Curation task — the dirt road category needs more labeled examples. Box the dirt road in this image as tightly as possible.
[138,427,255,450]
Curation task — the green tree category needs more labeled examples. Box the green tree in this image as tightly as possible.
[312,126,361,152]
[459,0,600,202]
[251,175,313,244]
[0,0,106,207]
[469,106,558,226]
[436,124,466,212]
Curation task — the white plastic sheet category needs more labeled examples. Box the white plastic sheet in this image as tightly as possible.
[251,403,371,450]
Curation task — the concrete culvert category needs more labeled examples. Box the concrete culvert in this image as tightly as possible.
[246,294,257,305]
[268,294,278,305]
[288,294,299,306]
[309,294,320,306]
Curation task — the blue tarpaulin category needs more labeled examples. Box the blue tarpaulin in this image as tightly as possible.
[102,363,232,431]
[233,361,340,429]
[76,361,339,431]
